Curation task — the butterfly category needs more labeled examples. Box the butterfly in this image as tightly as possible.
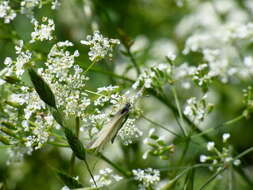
[87,103,131,152]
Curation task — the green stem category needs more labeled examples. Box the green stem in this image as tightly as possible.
[47,142,69,147]
[141,114,181,137]
[171,86,187,136]
[98,153,131,177]
[126,48,141,75]
[199,167,226,190]
[83,159,97,187]
[84,61,97,74]
[147,88,211,142]
[191,114,244,139]
[235,146,253,159]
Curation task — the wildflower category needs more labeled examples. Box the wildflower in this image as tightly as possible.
[200,155,209,163]
[233,159,241,166]
[222,133,230,143]
[166,51,176,61]
[81,31,120,62]
[118,119,143,145]
[0,1,16,23]
[183,95,213,124]
[132,168,160,189]
[90,168,123,188]
[51,0,60,9]
[207,142,215,151]
[30,17,55,43]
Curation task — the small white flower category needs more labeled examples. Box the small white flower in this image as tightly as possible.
[132,168,160,188]
[200,154,209,163]
[0,1,16,23]
[30,17,55,43]
[118,119,143,145]
[207,142,215,151]
[90,168,122,188]
[166,51,176,61]
[81,31,120,62]
[222,133,230,143]
[233,159,241,166]
[61,186,70,190]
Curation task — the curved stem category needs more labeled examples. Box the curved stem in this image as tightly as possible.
[141,114,181,138]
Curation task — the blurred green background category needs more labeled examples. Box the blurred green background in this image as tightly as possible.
[1,0,253,190]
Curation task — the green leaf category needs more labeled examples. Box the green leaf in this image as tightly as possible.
[63,127,86,160]
[57,170,83,189]
[51,108,64,126]
[28,68,56,108]
[0,135,10,145]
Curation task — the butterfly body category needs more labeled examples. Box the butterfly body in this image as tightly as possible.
[87,103,131,152]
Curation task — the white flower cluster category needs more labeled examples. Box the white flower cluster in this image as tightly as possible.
[51,0,60,10]
[132,62,172,89]
[132,168,160,189]
[20,0,60,16]
[0,1,16,23]
[200,133,241,171]
[184,94,213,124]
[118,119,143,145]
[20,0,40,15]
[30,17,55,43]
[39,41,90,117]
[81,31,120,62]
[1,84,54,162]
[0,40,32,79]
[90,168,123,188]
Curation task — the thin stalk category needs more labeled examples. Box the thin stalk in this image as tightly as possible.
[83,159,97,187]
[80,63,134,82]
[235,146,253,159]
[148,88,211,142]
[47,142,69,147]
[199,167,226,190]
[191,114,244,139]
[141,114,181,137]
[171,86,187,136]
[98,153,130,177]
[126,48,141,75]
[84,61,97,74]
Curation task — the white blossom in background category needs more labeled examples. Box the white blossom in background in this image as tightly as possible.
[81,31,120,62]
[199,134,241,171]
[30,17,55,43]
[166,51,176,61]
[60,186,70,190]
[20,0,40,15]
[0,40,32,79]
[132,168,160,189]
[222,133,230,143]
[51,0,61,9]
[207,141,215,151]
[0,1,16,23]
[184,95,213,124]
[90,168,123,188]
[132,62,172,89]
[118,119,143,145]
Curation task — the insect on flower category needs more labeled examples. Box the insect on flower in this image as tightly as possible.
[87,103,131,152]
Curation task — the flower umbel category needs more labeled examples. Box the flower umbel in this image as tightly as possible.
[81,31,120,62]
